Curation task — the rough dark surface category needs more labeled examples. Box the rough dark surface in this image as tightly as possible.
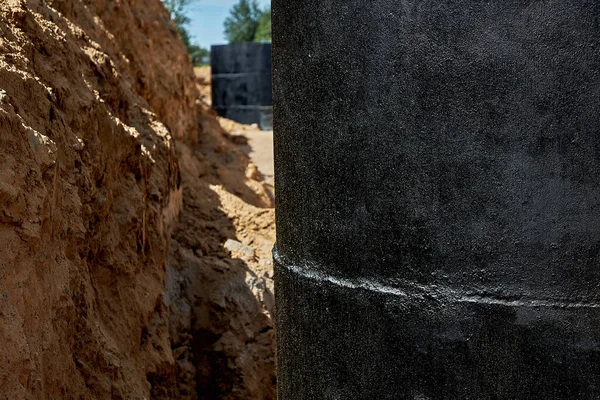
[273,1,600,398]
[211,43,273,129]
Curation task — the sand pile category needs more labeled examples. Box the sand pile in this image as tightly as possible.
[194,66,212,107]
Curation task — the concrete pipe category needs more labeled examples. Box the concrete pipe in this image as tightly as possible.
[211,43,273,129]
[273,1,600,399]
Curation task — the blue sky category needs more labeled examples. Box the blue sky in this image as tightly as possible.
[185,0,271,49]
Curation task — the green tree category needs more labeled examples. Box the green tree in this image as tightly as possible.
[254,9,271,42]
[162,0,211,66]
[188,45,211,66]
[224,0,271,43]
[163,0,193,47]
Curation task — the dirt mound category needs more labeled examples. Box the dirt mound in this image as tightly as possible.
[194,66,212,107]
[166,105,276,399]
[0,0,274,398]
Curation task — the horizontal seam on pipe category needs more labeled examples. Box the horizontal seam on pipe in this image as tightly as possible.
[275,255,600,310]
[213,105,273,110]
[211,72,267,78]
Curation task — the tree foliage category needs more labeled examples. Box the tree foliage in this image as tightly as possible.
[224,0,271,43]
[162,0,211,65]
[254,8,271,42]
[163,0,193,46]
[189,45,211,66]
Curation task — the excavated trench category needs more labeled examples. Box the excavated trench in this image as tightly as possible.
[0,0,275,398]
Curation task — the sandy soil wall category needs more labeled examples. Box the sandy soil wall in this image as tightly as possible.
[0,0,275,398]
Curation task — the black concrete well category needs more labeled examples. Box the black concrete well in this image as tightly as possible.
[273,1,600,399]
[211,42,273,130]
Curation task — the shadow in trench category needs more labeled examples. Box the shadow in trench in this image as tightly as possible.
[161,107,276,400]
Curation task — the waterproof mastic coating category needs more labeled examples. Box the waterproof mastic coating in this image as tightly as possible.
[273,1,600,399]
[211,43,273,128]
